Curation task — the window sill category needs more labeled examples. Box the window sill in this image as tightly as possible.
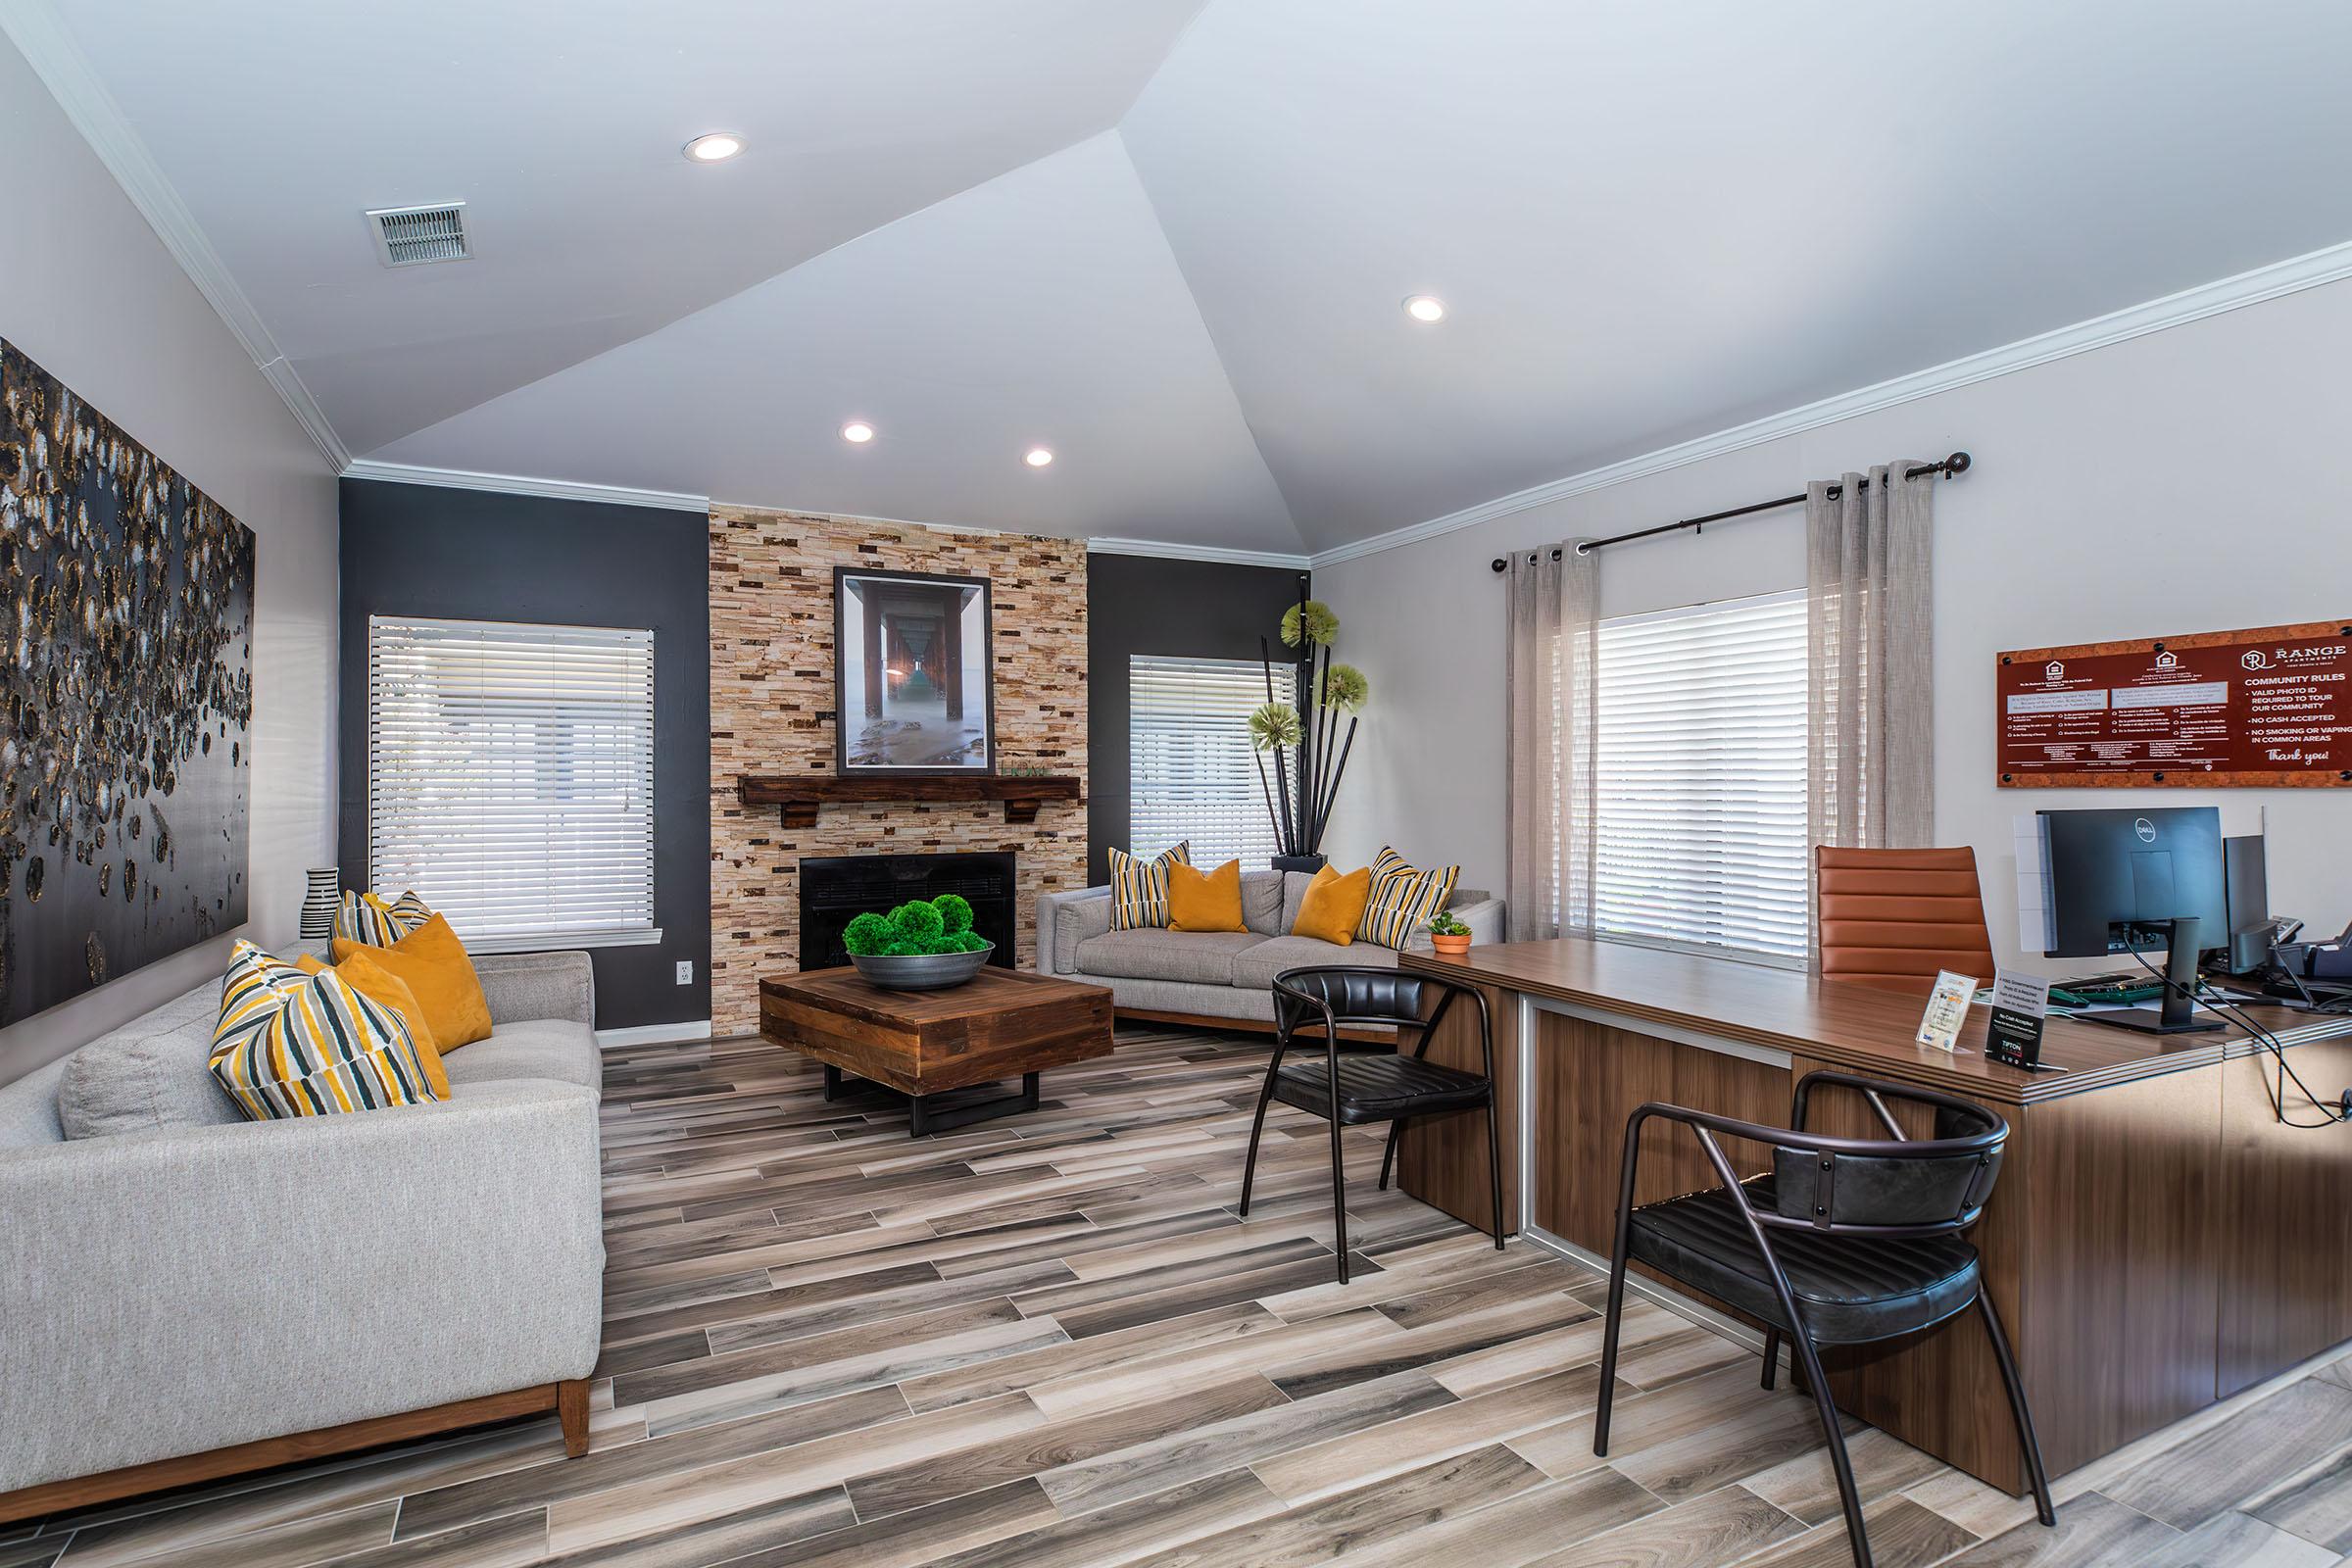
[465,927,663,955]
[1583,928,1805,972]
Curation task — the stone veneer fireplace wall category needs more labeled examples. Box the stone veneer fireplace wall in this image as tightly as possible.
[709,506,1087,1034]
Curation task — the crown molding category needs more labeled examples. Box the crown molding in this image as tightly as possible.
[1087,535,1310,570]
[343,459,710,513]
[1,1,349,472]
[1309,237,2352,570]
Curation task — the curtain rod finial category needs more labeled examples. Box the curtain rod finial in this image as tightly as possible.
[1945,451,1971,475]
[1491,557,1507,572]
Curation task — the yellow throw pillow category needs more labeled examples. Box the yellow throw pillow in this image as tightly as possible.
[1168,858,1247,933]
[333,888,432,948]
[1107,842,1192,932]
[1292,863,1373,946]
[333,912,494,1052]
[1357,846,1462,949]
[297,951,449,1098]
[210,941,441,1119]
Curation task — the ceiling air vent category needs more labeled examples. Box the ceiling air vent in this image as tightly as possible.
[366,203,469,268]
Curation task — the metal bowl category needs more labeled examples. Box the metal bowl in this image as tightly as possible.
[849,943,995,991]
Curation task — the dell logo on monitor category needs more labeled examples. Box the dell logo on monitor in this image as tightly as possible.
[2133,817,2158,843]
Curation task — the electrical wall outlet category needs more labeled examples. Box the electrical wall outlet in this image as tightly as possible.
[675,960,694,985]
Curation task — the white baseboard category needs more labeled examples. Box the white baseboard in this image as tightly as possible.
[596,1019,713,1049]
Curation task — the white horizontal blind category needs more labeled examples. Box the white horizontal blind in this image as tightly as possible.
[1130,655,1280,868]
[368,616,656,949]
[1593,590,1808,963]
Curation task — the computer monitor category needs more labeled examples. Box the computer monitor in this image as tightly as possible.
[2039,806,2226,1034]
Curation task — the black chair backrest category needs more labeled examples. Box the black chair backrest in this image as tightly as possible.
[1768,1076,2007,1232]
[1271,966,1436,1030]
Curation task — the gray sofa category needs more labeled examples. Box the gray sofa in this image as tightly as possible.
[0,950,606,1506]
[1037,868,1504,1027]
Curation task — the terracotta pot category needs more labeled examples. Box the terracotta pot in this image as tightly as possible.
[1429,932,1472,958]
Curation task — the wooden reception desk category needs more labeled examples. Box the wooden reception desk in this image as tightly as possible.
[1394,937,2352,1493]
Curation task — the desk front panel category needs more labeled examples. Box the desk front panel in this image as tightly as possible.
[1531,1007,1787,1270]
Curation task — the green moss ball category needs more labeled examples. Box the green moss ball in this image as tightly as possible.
[890,901,946,943]
[842,911,894,956]
[932,893,974,935]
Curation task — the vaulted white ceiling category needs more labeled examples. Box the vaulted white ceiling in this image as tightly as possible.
[21,0,2352,555]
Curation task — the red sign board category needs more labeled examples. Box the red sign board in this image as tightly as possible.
[1997,619,2352,787]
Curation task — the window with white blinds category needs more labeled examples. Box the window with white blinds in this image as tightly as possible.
[1593,589,1808,963]
[368,616,659,951]
[1129,655,1281,868]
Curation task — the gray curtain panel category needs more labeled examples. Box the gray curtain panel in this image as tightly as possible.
[1505,541,1598,940]
[1804,463,1936,880]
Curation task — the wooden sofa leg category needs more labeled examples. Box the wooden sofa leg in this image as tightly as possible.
[558,1379,590,1458]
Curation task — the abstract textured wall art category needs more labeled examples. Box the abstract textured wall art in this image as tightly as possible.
[0,340,253,1025]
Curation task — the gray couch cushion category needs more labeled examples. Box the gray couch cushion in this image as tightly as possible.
[1054,892,1114,974]
[1099,973,1279,1023]
[1278,871,1319,934]
[0,1056,72,1149]
[1231,933,1398,993]
[57,1020,243,1140]
[1072,928,1268,986]
[441,1019,604,1095]
[1242,871,1286,936]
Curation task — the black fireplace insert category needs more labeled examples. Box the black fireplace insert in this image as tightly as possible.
[799,852,1017,970]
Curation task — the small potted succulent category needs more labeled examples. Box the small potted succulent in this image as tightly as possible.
[1426,908,1473,959]
[840,894,994,990]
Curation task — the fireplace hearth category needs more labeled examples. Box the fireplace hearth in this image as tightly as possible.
[799,852,1017,971]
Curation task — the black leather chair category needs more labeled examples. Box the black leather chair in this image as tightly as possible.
[1592,1070,2055,1568]
[1240,966,1504,1283]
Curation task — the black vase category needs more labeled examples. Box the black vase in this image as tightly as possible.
[1271,853,1328,874]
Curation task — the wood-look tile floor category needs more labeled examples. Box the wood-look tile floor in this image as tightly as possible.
[19,1028,2352,1568]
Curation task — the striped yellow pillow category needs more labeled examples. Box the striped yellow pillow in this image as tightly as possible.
[209,941,442,1119]
[1107,842,1192,932]
[1356,846,1461,949]
[332,889,432,948]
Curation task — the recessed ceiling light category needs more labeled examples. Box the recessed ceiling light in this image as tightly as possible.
[1403,294,1446,323]
[683,132,746,164]
[1023,447,1054,468]
[841,420,875,445]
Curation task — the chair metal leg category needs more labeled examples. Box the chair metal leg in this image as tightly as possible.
[1238,1061,1278,1218]
[1483,1094,1506,1250]
[1788,1325,1873,1568]
[1378,1118,1405,1191]
[1978,1290,2058,1527]
[1328,1108,1351,1284]
[1761,1326,1781,1391]
[1592,1227,1633,1455]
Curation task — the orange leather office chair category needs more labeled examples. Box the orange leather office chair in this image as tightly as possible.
[1815,846,1997,996]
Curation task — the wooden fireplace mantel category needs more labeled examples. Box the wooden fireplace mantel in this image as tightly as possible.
[737,774,1082,829]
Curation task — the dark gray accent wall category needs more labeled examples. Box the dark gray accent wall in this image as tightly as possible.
[338,479,710,1031]
[1087,553,1307,881]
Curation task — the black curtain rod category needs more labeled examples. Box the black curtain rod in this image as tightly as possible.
[1490,451,1971,571]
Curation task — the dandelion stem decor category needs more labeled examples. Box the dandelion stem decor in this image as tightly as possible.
[1250,581,1369,867]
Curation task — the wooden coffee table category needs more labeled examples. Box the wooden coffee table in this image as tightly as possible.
[760,966,1114,1136]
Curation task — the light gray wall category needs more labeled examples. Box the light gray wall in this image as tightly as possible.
[1319,275,2352,967]
[0,33,339,1081]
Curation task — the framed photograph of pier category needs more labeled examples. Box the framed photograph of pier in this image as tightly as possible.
[834,567,995,775]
